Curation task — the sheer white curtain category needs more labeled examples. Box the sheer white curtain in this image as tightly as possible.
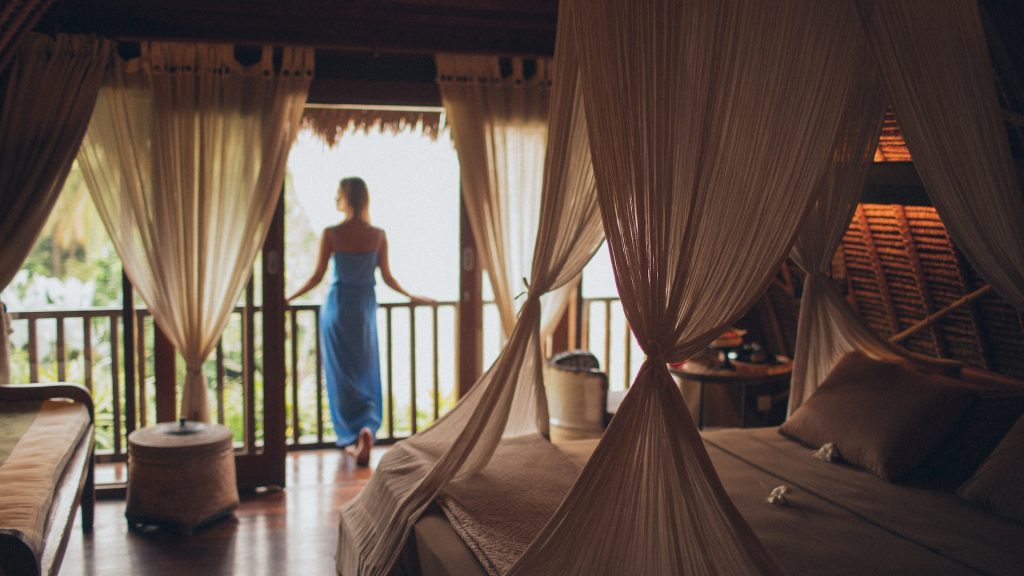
[78,43,313,421]
[787,54,897,413]
[510,1,868,574]
[859,0,1024,311]
[0,34,110,383]
[436,55,572,336]
[338,24,602,575]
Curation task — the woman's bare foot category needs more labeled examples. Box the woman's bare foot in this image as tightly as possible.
[355,427,373,467]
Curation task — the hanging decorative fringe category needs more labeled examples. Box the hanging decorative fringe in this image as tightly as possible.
[301,107,444,146]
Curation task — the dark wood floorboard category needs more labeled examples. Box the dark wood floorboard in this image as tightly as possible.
[62,448,384,576]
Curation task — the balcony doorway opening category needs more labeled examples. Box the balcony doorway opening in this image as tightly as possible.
[284,119,465,446]
[3,110,475,491]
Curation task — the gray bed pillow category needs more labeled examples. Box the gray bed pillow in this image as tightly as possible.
[780,351,977,481]
[958,415,1024,524]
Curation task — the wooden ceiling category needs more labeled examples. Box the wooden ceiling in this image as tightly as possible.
[35,0,558,56]
[34,0,559,106]
[31,1,1024,113]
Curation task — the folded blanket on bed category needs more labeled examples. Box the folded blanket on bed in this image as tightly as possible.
[437,434,581,576]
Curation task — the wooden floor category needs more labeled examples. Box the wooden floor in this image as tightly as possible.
[62,448,385,576]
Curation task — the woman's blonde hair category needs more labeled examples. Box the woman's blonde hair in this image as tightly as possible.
[338,177,370,219]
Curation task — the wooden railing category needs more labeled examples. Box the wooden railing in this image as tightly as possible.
[7,301,465,462]
[577,296,642,391]
[6,296,634,459]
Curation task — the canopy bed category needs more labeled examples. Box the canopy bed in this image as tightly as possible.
[338,0,1023,574]
[401,353,1024,576]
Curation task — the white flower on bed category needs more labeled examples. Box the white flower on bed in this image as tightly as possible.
[814,442,839,463]
[767,485,791,506]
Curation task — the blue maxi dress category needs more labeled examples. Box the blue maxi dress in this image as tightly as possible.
[320,250,382,447]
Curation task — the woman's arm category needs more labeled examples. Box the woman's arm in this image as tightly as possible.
[287,229,332,302]
[378,232,435,304]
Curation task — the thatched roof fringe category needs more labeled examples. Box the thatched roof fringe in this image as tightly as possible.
[301,108,445,147]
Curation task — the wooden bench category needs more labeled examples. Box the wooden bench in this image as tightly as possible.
[0,383,94,576]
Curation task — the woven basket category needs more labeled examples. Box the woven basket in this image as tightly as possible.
[126,422,239,534]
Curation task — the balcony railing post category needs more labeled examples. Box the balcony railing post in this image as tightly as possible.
[290,309,300,445]
[83,317,93,393]
[122,272,137,435]
[386,306,394,440]
[410,306,418,434]
[136,310,148,428]
[315,312,324,444]
[10,297,477,456]
[432,305,440,421]
[55,317,66,381]
[27,318,38,382]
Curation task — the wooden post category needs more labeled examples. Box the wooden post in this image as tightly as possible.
[890,285,992,344]
[547,281,576,357]
[153,321,177,423]
[457,194,482,398]
[261,191,287,488]
[121,272,137,435]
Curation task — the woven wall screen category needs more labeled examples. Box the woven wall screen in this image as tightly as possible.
[838,203,1024,378]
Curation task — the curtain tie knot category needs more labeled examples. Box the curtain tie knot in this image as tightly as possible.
[645,341,664,361]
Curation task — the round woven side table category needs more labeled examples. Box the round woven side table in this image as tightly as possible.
[126,420,239,534]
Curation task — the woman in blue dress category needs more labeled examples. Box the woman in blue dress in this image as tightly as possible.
[288,177,431,466]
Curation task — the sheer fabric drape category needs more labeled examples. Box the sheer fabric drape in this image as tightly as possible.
[78,43,312,421]
[436,55,572,337]
[338,25,602,576]
[0,34,110,383]
[787,55,896,413]
[510,1,869,574]
[0,0,54,72]
[858,0,1024,311]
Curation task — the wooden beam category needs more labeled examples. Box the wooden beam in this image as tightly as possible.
[854,205,901,336]
[309,78,440,107]
[862,162,931,206]
[890,285,992,344]
[307,51,441,106]
[892,205,946,356]
[35,0,558,57]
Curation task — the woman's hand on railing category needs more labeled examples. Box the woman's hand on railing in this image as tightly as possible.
[409,295,437,306]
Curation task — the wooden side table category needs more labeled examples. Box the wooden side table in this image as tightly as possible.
[126,420,239,534]
[668,357,792,429]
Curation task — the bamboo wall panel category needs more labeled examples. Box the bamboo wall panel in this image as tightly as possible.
[840,204,1024,379]
[873,110,912,162]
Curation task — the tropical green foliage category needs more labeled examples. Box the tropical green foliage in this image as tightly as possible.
[5,166,454,457]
